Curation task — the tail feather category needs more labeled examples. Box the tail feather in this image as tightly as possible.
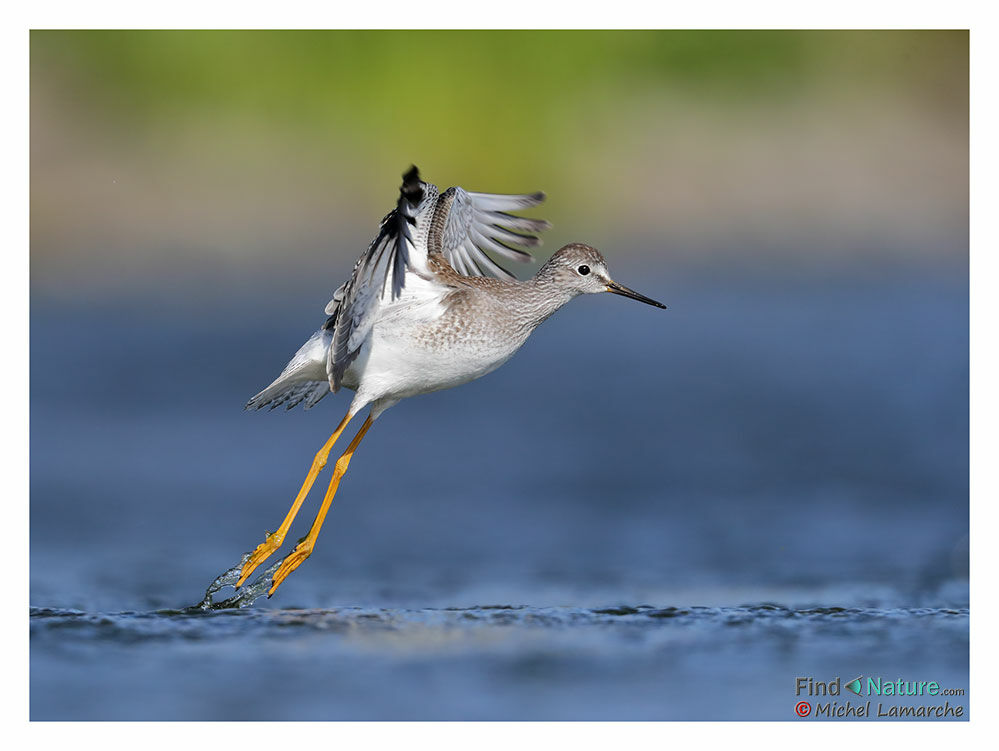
[245,328,332,412]
[245,379,330,411]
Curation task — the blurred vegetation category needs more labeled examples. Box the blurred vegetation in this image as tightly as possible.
[32,30,965,178]
[30,30,968,290]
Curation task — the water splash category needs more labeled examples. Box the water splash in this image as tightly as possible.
[194,552,285,610]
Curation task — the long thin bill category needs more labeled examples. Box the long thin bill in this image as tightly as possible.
[606,280,668,309]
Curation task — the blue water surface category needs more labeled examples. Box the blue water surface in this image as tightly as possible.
[30,262,969,720]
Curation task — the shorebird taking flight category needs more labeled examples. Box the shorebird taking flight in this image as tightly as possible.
[226,166,666,599]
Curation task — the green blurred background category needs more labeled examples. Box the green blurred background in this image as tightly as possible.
[30,30,967,295]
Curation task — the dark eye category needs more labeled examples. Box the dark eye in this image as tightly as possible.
[577,265,590,276]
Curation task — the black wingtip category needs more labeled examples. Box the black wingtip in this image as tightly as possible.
[401,165,423,207]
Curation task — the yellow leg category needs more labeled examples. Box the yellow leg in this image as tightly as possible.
[236,411,354,587]
[268,414,374,596]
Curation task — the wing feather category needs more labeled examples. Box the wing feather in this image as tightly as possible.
[326,166,426,391]
[259,167,552,402]
[427,186,550,281]
[460,238,516,278]
[449,245,472,276]
[485,211,552,234]
[487,223,543,248]
[464,190,547,212]
[467,223,533,264]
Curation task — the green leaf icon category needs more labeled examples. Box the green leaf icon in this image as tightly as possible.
[844,677,863,696]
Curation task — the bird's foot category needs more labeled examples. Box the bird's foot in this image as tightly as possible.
[268,537,314,596]
[236,531,284,587]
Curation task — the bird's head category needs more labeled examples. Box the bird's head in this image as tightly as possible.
[540,243,667,309]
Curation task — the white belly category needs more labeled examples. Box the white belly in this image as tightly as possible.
[346,322,519,404]
[337,270,532,409]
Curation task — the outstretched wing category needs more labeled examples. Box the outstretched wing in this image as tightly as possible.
[317,167,549,395]
[428,187,551,279]
[324,166,426,391]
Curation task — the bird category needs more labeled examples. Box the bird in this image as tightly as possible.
[229,165,667,599]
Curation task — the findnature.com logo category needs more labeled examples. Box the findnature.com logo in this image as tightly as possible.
[794,676,966,719]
